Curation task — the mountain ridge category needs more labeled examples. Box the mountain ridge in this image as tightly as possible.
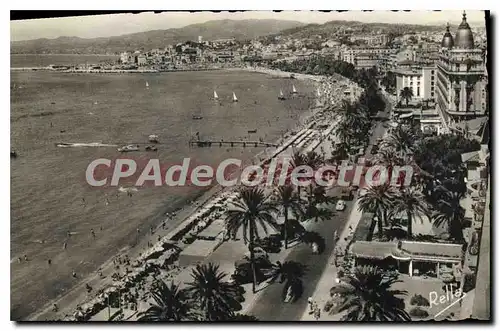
[10,19,306,54]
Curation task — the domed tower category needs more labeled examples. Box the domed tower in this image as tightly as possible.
[454,11,475,49]
[441,23,454,49]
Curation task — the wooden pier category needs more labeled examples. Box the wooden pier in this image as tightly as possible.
[189,140,278,148]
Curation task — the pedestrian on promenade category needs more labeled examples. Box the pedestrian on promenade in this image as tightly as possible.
[314,306,321,320]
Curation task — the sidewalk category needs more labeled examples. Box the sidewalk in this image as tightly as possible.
[300,198,363,321]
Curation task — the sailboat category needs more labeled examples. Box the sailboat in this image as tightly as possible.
[213,90,219,101]
[292,85,298,94]
[232,92,238,103]
[278,89,286,100]
[146,81,149,88]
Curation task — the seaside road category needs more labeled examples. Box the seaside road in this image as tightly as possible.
[246,105,390,321]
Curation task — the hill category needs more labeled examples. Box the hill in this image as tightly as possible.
[272,20,445,40]
[10,19,306,54]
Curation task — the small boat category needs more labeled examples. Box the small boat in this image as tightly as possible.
[278,89,286,100]
[248,129,257,133]
[118,145,140,152]
[145,145,158,151]
[213,90,219,101]
[232,92,238,102]
[11,150,17,158]
[192,115,203,120]
[146,81,149,88]
[292,85,298,94]
[148,134,159,143]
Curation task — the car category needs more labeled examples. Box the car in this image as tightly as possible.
[336,200,346,211]
[244,246,268,260]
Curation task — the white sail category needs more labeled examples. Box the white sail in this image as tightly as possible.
[292,85,297,93]
[146,81,149,87]
[232,92,238,102]
[280,89,284,97]
[214,90,219,100]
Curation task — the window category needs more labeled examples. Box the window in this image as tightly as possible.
[431,92,435,97]
[431,82,434,86]
[431,70,435,75]
[417,87,420,96]
[431,76,435,80]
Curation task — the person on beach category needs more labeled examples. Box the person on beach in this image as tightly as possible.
[24,254,28,261]
[63,241,67,250]
[72,271,77,278]
[162,221,166,230]
[17,257,22,263]
[90,228,95,239]
[52,304,58,312]
[47,259,52,265]
[150,226,154,235]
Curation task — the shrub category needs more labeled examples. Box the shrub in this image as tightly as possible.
[410,294,430,307]
[409,307,429,318]
[324,300,334,313]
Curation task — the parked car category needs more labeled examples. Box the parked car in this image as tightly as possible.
[336,200,346,211]
[232,256,272,285]
[255,234,282,253]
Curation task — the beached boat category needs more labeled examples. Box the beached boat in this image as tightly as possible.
[11,150,17,158]
[213,90,219,101]
[192,115,203,120]
[145,145,157,151]
[248,129,257,133]
[292,85,298,94]
[232,92,238,102]
[278,89,286,100]
[148,134,159,143]
[118,145,140,152]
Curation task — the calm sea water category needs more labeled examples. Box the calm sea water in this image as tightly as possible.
[10,60,314,318]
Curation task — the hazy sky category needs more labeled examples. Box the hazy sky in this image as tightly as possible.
[11,10,487,41]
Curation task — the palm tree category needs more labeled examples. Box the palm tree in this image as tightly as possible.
[391,187,429,239]
[381,125,418,157]
[358,183,395,240]
[399,87,413,107]
[137,281,195,321]
[330,265,411,321]
[304,183,335,223]
[225,187,279,293]
[185,263,242,321]
[274,185,304,249]
[267,260,307,303]
[432,188,465,243]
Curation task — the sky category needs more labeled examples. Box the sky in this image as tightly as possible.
[10,10,487,42]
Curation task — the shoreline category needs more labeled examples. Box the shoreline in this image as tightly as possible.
[25,67,357,321]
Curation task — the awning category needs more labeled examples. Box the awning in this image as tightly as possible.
[351,241,411,261]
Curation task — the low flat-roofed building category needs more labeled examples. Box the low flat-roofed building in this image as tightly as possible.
[178,239,221,266]
[351,240,463,279]
[196,219,225,241]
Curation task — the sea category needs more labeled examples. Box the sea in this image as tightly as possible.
[10,54,315,319]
